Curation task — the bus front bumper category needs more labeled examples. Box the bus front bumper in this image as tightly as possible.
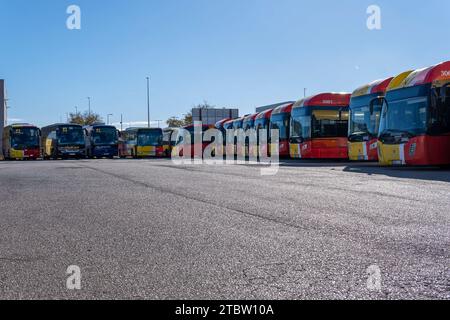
[92,146,118,157]
[10,148,40,159]
[348,140,379,161]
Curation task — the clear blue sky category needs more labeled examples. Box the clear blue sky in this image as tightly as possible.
[1,0,449,127]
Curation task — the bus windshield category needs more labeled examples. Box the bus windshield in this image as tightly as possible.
[11,127,40,149]
[137,130,162,146]
[243,119,254,131]
[312,109,349,138]
[379,96,428,137]
[58,127,85,145]
[270,114,290,140]
[291,107,349,140]
[93,127,118,145]
[349,105,382,139]
[255,118,269,131]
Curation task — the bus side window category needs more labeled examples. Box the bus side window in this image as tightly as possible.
[48,131,57,140]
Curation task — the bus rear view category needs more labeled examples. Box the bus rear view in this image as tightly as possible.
[290,93,350,159]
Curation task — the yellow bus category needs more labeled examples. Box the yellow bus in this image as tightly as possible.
[119,127,165,158]
[2,123,41,160]
[41,123,87,159]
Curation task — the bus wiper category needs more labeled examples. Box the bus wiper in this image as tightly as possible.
[382,129,415,139]
[349,131,373,142]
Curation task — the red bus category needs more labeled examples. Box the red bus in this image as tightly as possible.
[173,124,213,158]
[348,77,393,161]
[215,118,231,134]
[270,103,294,158]
[377,61,450,166]
[2,124,41,160]
[215,118,231,157]
[223,119,236,157]
[253,109,273,158]
[238,113,258,158]
[290,93,351,159]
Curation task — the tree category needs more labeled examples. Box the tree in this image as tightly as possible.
[165,101,215,127]
[69,111,103,126]
[166,117,185,128]
[183,112,193,126]
[166,113,193,128]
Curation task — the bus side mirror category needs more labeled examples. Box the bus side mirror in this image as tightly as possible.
[370,97,386,115]
[290,137,304,144]
[441,83,450,103]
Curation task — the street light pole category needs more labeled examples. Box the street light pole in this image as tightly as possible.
[87,97,91,116]
[107,114,113,125]
[146,77,150,128]
[120,114,123,131]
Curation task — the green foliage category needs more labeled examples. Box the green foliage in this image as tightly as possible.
[69,111,103,126]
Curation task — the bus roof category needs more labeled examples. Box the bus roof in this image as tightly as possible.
[7,123,38,129]
[84,124,116,130]
[42,123,83,129]
[183,124,212,131]
[223,119,235,126]
[293,93,351,108]
[271,102,294,115]
[351,77,394,98]
[215,118,231,129]
[243,113,258,122]
[163,127,177,132]
[125,127,162,132]
[232,116,246,124]
[255,108,273,120]
[387,61,450,91]
[386,70,414,91]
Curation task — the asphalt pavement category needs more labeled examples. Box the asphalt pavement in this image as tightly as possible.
[0,159,448,299]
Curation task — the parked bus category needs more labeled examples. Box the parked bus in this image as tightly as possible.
[270,103,294,158]
[348,77,393,161]
[215,118,231,133]
[169,124,214,158]
[231,117,245,157]
[253,109,273,158]
[119,127,165,158]
[239,113,258,158]
[2,123,41,160]
[163,127,177,157]
[376,61,450,166]
[41,123,86,159]
[223,119,236,157]
[215,119,231,157]
[85,124,119,158]
[290,93,351,159]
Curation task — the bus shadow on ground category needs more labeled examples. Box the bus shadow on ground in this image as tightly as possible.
[278,159,450,183]
[278,159,369,168]
[342,164,450,183]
